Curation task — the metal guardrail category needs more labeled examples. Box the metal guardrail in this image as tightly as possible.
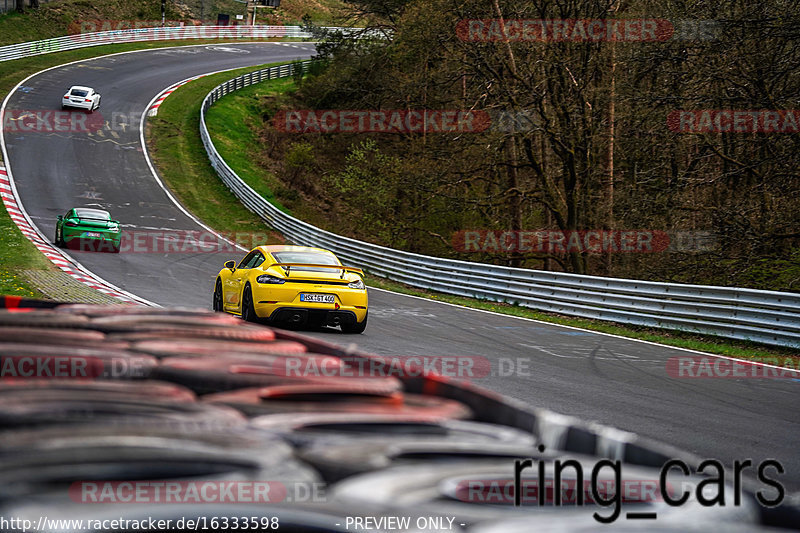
[0,25,364,63]
[198,62,800,349]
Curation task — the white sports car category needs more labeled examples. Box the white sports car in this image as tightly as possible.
[62,86,101,112]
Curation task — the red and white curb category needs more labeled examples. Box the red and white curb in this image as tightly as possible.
[147,75,207,117]
[0,164,153,305]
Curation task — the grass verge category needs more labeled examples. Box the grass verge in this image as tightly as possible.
[0,208,50,297]
[146,68,800,367]
[204,76,295,212]
[145,66,292,245]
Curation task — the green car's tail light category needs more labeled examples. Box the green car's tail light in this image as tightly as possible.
[257,275,285,284]
[64,221,78,227]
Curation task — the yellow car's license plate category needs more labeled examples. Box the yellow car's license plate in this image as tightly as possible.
[300,293,335,303]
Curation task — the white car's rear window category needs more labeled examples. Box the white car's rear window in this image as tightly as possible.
[70,89,88,97]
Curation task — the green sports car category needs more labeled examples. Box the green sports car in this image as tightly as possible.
[55,208,121,253]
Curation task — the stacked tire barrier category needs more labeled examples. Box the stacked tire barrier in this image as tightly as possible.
[0,299,796,531]
[199,65,800,349]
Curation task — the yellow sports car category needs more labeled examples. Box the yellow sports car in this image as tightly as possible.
[213,245,368,333]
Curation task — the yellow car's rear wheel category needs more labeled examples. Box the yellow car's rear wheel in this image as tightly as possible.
[341,312,367,334]
[241,285,258,323]
[212,279,223,312]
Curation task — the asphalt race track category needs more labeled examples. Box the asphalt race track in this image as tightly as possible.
[3,43,799,493]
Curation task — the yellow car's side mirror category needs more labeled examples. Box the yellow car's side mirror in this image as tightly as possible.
[225,260,236,272]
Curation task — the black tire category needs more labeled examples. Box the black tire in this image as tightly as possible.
[0,379,196,402]
[203,387,471,419]
[110,326,277,342]
[0,437,278,504]
[213,279,223,312]
[54,226,63,247]
[151,353,392,395]
[241,285,258,323]
[299,439,546,484]
[56,305,220,317]
[341,312,367,334]
[0,423,292,455]
[249,413,537,449]
[87,313,240,333]
[0,312,89,328]
[0,326,106,346]
[130,337,307,359]
[0,395,246,431]
[0,343,157,379]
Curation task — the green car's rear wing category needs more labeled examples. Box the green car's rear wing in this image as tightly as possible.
[76,217,120,224]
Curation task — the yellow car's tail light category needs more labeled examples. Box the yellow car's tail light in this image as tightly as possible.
[256,274,285,284]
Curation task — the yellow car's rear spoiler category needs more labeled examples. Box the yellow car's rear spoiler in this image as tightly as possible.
[264,263,364,278]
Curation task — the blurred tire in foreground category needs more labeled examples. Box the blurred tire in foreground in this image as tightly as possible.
[153,355,403,395]
[203,384,473,419]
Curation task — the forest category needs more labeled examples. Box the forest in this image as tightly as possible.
[256,0,800,291]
